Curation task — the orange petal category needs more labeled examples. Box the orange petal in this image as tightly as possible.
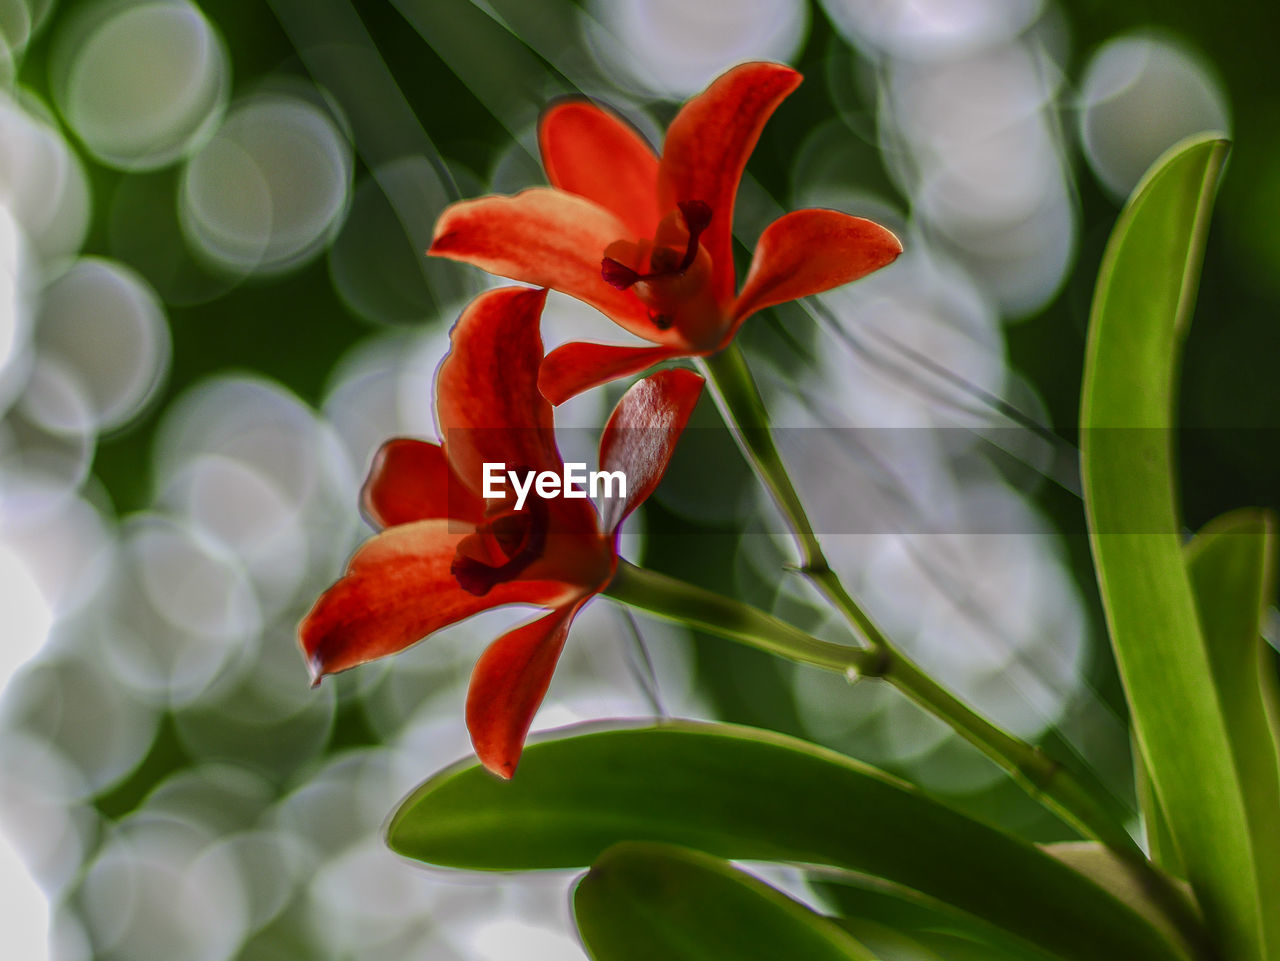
[360,438,485,529]
[466,602,585,778]
[658,62,802,305]
[429,189,673,345]
[731,209,903,331]
[436,287,563,494]
[298,519,570,681]
[598,368,704,532]
[538,341,689,405]
[540,100,661,241]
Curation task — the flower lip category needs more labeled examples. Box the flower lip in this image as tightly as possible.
[601,255,642,290]
[451,492,550,596]
[600,200,713,291]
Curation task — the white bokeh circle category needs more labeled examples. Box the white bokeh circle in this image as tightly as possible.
[0,91,91,269]
[1078,34,1230,199]
[584,0,808,97]
[33,257,169,432]
[53,0,229,170]
[180,93,352,275]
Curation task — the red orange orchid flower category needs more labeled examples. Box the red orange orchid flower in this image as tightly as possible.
[428,61,903,405]
[298,286,703,778]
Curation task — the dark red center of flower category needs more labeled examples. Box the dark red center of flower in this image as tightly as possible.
[600,200,712,302]
[451,477,549,596]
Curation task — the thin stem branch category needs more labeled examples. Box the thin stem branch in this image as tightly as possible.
[605,560,873,676]
[695,346,896,647]
[696,344,825,570]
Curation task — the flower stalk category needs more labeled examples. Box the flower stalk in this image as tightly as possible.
[695,345,892,647]
[693,341,1150,862]
[605,560,873,674]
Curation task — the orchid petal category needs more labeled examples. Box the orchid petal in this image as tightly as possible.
[361,438,485,530]
[430,189,673,344]
[731,209,903,330]
[466,602,585,778]
[540,100,661,241]
[538,341,689,406]
[298,520,570,681]
[598,368,704,532]
[658,62,802,304]
[436,286,562,493]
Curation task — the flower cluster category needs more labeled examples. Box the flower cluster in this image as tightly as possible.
[299,61,900,778]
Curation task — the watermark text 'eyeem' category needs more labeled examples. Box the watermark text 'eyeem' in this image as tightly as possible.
[483,463,626,510]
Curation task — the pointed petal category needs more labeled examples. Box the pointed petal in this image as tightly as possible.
[538,341,689,405]
[540,100,661,240]
[298,519,570,680]
[598,368,704,532]
[466,602,585,778]
[731,209,903,329]
[429,189,672,344]
[658,62,802,304]
[360,438,485,529]
[436,286,562,493]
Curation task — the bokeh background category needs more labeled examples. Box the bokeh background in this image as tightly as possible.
[1,0,1277,958]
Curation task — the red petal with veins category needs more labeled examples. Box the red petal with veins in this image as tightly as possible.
[436,286,562,493]
[538,341,690,406]
[429,189,675,345]
[658,62,802,306]
[298,519,571,681]
[466,602,585,778]
[540,100,661,241]
[731,209,903,331]
[598,368,704,532]
[360,438,485,530]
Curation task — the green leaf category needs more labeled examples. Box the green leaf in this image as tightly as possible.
[388,721,1192,961]
[821,875,1064,961]
[831,912,1047,961]
[1080,135,1280,961]
[1041,842,1199,952]
[1185,513,1280,910]
[1138,511,1280,888]
[833,918,949,961]
[574,842,876,961]
[1135,750,1183,878]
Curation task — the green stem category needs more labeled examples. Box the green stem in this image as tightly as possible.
[694,344,1143,856]
[695,346,891,647]
[606,560,874,676]
[696,343,825,569]
[605,560,1207,956]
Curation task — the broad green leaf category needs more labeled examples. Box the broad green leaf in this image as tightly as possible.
[1041,842,1198,952]
[574,842,876,961]
[388,721,1193,961]
[819,873,1051,957]
[909,931,1046,961]
[1138,511,1280,886]
[831,910,1048,961]
[819,875,1070,957]
[1184,513,1280,921]
[834,919,1039,961]
[1080,134,1279,961]
[833,918,948,961]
